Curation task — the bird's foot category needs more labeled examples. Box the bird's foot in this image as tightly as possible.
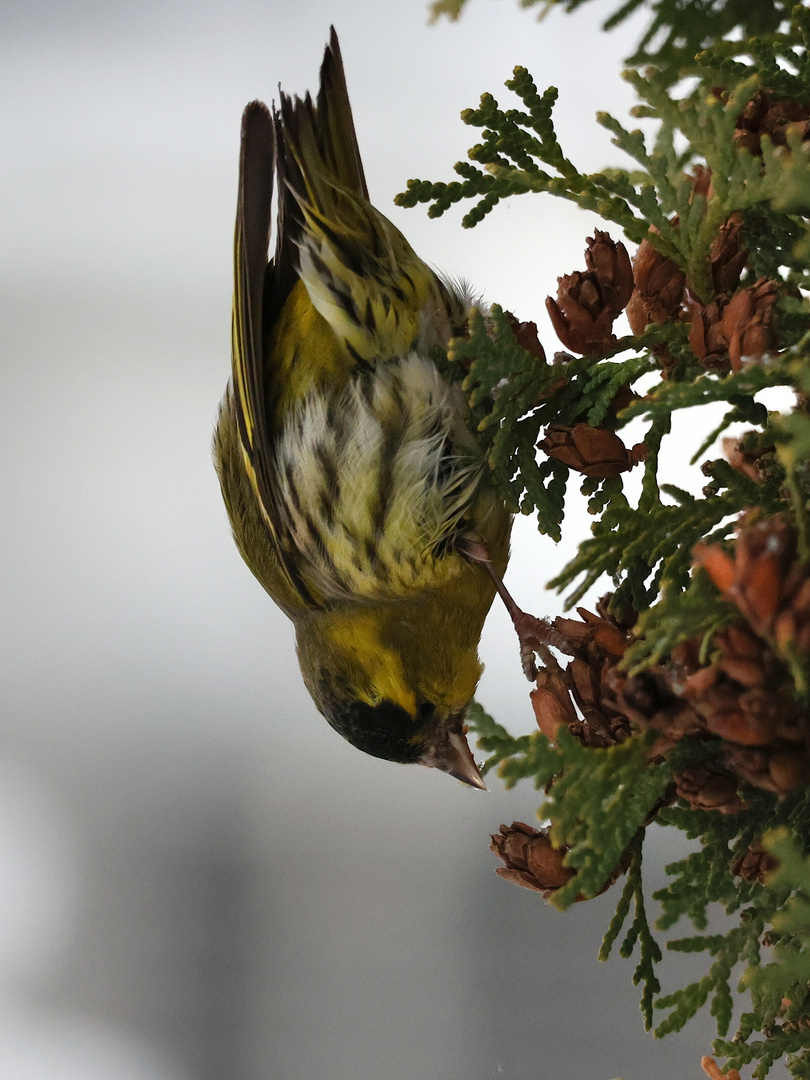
[510,611,561,681]
[459,532,565,682]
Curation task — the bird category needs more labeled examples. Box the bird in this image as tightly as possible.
[213,28,512,787]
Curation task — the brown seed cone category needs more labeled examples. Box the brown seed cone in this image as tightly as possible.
[722,746,772,790]
[671,603,810,794]
[689,295,734,372]
[730,839,780,883]
[546,232,633,355]
[607,666,706,756]
[774,575,810,657]
[531,662,579,743]
[450,308,547,381]
[532,607,634,749]
[626,236,686,334]
[713,624,773,687]
[689,278,778,372]
[503,311,547,364]
[679,616,807,758]
[490,822,575,896]
[710,214,748,295]
[735,88,810,155]
[584,230,634,316]
[607,383,639,418]
[767,749,810,793]
[724,744,810,796]
[692,683,783,747]
[538,422,646,478]
[556,604,631,659]
[694,516,806,642]
[721,278,778,369]
[675,761,748,814]
[499,311,567,405]
[490,821,628,900]
[621,627,797,763]
[528,575,810,810]
[669,635,706,683]
[546,273,620,356]
[566,655,633,747]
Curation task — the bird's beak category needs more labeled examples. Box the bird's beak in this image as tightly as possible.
[440,728,487,790]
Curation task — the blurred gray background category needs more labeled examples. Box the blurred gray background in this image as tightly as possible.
[1,0,727,1077]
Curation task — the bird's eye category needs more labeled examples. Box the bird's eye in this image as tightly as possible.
[417,700,436,720]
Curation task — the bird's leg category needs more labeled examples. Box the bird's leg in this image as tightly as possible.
[459,533,568,681]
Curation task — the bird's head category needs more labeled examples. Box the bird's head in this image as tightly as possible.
[294,604,487,788]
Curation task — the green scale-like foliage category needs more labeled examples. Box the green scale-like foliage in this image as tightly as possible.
[471,703,810,1071]
[407,1,810,1075]
[396,26,810,601]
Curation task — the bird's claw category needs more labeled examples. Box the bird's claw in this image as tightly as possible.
[512,610,561,682]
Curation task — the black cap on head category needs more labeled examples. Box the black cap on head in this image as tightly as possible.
[323,697,485,788]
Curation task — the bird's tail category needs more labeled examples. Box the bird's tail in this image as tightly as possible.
[270,28,369,306]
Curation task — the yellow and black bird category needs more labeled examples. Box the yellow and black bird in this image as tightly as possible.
[214,29,512,787]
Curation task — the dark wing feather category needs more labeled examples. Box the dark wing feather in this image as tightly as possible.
[270,27,368,316]
[231,101,317,608]
[315,28,368,202]
[229,31,370,611]
[232,101,273,459]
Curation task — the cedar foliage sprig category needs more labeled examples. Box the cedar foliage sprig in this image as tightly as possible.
[599,833,663,1030]
[471,701,678,905]
[413,1,810,1075]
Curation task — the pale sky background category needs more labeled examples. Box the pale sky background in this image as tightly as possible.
[0,1,735,1078]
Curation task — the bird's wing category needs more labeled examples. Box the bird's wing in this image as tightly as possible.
[226,33,379,614]
[230,100,318,609]
[227,31,465,612]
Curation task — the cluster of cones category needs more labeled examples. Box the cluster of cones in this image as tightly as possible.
[544,85,810,377]
[544,217,779,379]
[538,216,778,475]
[492,516,810,894]
[491,90,810,897]
[531,89,810,479]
